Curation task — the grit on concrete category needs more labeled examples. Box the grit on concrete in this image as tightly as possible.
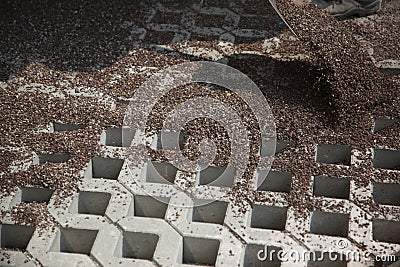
[0,0,399,266]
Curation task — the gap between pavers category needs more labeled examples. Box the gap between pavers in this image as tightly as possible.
[152,131,187,151]
[83,156,125,181]
[9,186,54,208]
[224,200,309,266]
[118,163,180,208]
[0,221,35,251]
[375,60,400,76]
[166,193,244,266]
[197,165,237,187]
[372,182,400,206]
[373,117,399,133]
[92,217,182,266]
[50,179,133,229]
[0,187,20,213]
[37,153,70,164]
[119,154,230,207]
[52,122,85,132]
[0,215,97,267]
[312,175,350,200]
[373,148,400,171]
[0,219,33,267]
[28,223,98,267]
[256,169,292,193]
[0,250,36,267]
[315,143,351,166]
[102,126,136,148]
[260,138,291,157]
[293,197,400,264]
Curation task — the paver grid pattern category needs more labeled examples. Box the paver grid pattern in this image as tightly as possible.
[1,0,400,266]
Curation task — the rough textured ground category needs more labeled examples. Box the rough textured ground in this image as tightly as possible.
[0,0,399,266]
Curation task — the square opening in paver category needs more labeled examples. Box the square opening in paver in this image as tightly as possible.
[39,153,70,164]
[20,186,54,203]
[257,170,292,193]
[133,195,169,219]
[243,244,282,267]
[53,122,85,131]
[105,127,135,147]
[145,161,177,184]
[198,166,236,187]
[182,237,220,266]
[156,131,186,150]
[373,182,400,206]
[313,176,350,199]
[76,191,111,216]
[373,219,400,244]
[310,211,349,237]
[191,200,228,225]
[50,228,98,255]
[91,156,124,180]
[316,144,351,166]
[250,205,287,231]
[0,224,35,250]
[120,232,159,260]
[374,117,399,133]
[307,251,347,267]
[373,148,400,171]
[260,139,291,157]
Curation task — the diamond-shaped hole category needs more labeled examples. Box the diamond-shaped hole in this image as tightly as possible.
[39,153,70,164]
[374,117,399,133]
[132,195,169,219]
[313,176,350,199]
[199,166,236,187]
[145,161,177,184]
[373,182,400,206]
[91,157,124,180]
[76,191,111,216]
[182,237,220,266]
[53,123,85,131]
[118,232,159,260]
[105,127,135,147]
[250,205,287,231]
[21,186,54,203]
[257,170,292,193]
[373,148,400,171]
[310,211,349,237]
[0,224,35,250]
[192,200,228,225]
[50,228,98,255]
[373,219,400,244]
[316,144,351,166]
[243,244,282,267]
